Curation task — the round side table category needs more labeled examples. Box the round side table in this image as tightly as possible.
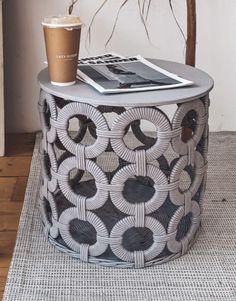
[37,59,213,268]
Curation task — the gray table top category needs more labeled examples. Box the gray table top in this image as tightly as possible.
[38,59,214,107]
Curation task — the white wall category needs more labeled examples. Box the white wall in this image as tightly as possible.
[3,0,236,132]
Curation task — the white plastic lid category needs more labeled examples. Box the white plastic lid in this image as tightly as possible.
[42,15,82,28]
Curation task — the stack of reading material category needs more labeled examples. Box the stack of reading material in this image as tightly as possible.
[77,53,193,94]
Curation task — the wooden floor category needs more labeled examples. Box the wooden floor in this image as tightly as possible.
[0,133,35,300]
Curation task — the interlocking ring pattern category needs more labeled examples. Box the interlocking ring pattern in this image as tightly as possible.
[38,90,209,268]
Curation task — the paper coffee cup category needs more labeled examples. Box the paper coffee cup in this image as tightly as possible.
[42,15,82,86]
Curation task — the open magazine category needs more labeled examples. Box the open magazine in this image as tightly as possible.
[77,53,193,94]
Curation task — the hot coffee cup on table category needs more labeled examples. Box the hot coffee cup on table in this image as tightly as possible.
[42,15,82,86]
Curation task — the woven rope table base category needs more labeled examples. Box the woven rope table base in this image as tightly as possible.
[38,91,209,268]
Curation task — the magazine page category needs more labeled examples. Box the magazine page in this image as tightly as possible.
[77,53,193,94]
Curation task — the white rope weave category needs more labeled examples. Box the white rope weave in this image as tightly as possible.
[37,91,209,269]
